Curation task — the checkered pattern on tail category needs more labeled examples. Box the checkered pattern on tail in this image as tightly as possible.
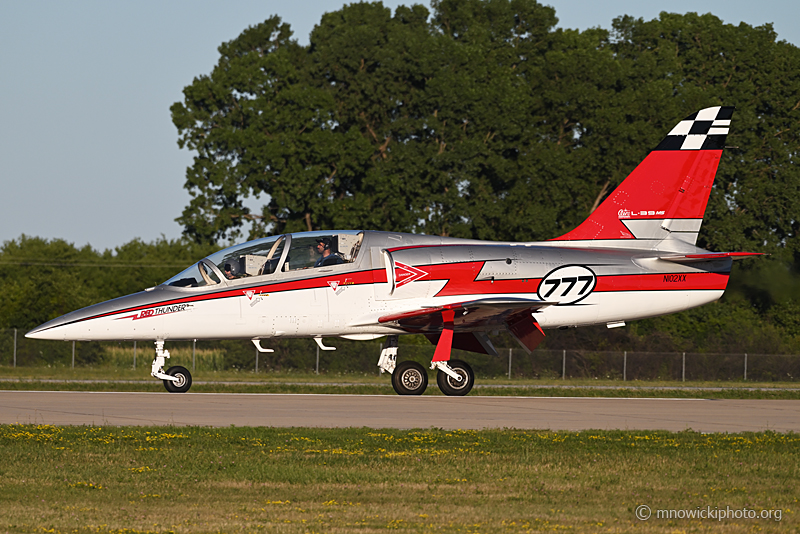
[654,106,735,150]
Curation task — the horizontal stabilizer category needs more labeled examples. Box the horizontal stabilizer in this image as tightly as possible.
[659,252,765,263]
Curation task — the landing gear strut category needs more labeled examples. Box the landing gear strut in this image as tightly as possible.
[151,340,192,393]
[377,335,398,374]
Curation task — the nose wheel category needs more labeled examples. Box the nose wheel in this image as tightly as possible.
[163,366,192,393]
[151,341,191,393]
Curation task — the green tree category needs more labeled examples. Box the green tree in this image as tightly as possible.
[169,1,800,349]
[172,3,800,251]
[171,16,376,243]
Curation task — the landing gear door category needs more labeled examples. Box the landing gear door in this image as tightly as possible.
[371,248,393,301]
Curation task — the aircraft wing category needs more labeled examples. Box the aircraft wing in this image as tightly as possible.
[378,297,552,331]
[659,252,765,263]
[378,297,554,357]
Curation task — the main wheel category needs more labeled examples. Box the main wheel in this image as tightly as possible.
[437,359,474,396]
[163,365,192,393]
[392,361,428,395]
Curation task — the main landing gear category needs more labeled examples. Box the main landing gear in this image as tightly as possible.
[151,340,192,393]
[378,335,474,396]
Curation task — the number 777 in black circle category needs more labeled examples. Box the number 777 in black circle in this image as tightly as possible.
[542,275,594,298]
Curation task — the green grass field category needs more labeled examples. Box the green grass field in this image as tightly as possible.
[1,425,796,533]
[2,364,800,399]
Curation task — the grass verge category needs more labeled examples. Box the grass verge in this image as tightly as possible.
[2,365,800,398]
[1,425,796,533]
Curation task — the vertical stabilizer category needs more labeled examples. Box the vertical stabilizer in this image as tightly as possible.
[554,106,734,247]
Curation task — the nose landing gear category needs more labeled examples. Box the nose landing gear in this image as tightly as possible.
[151,340,192,393]
[163,365,192,393]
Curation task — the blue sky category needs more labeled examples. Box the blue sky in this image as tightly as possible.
[1,0,796,251]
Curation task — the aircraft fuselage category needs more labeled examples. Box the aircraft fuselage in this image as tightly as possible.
[27,230,730,343]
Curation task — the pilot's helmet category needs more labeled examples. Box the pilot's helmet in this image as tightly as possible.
[316,237,332,249]
[224,261,240,277]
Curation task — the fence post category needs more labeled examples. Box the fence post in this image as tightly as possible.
[316,344,320,375]
[744,353,747,381]
[562,349,566,380]
[71,341,75,369]
[133,341,137,370]
[13,328,17,368]
[193,339,196,373]
[508,348,512,379]
[623,351,627,381]
[682,352,685,382]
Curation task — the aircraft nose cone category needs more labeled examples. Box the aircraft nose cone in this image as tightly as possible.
[25,310,83,340]
[25,324,49,340]
[24,289,164,341]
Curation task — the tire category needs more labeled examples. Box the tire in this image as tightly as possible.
[391,361,428,395]
[436,359,474,396]
[163,365,192,393]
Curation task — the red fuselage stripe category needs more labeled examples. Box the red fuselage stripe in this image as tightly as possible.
[594,272,729,292]
[70,265,728,326]
[420,262,729,296]
[77,269,386,324]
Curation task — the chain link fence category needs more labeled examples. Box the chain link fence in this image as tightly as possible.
[1,328,798,381]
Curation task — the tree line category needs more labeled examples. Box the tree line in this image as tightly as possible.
[1,0,799,356]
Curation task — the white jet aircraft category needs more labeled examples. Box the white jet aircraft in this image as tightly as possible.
[28,106,760,395]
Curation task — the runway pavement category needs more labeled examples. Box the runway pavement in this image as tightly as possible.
[1,391,798,432]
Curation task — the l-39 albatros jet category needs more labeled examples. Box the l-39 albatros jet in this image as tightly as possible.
[28,106,760,395]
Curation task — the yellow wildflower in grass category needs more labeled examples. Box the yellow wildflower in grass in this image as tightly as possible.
[128,466,151,473]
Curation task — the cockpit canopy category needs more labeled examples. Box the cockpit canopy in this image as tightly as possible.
[162,231,364,288]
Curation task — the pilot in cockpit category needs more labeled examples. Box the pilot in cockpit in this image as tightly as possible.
[224,261,242,279]
[314,237,344,267]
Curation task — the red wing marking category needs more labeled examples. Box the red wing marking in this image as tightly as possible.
[394,262,428,288]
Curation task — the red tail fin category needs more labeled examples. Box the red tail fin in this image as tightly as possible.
[555,106,734,246]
